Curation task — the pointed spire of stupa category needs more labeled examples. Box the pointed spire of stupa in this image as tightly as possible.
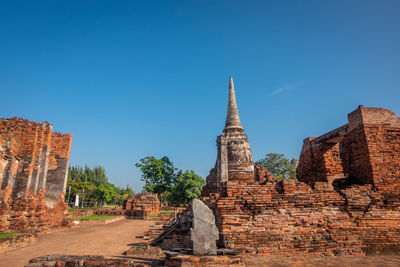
[224,77,244,133]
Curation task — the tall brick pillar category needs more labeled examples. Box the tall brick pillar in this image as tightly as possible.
[347,106,400,192]
[30,123,52,194]
[10,123,40,199]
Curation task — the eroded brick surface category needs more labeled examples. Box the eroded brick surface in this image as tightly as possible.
[0,117,72,234]
[197,106,400,256]
[123,193,160,218]
[0,233,37,253]
[165,254,244,267]
[297,105,400,191]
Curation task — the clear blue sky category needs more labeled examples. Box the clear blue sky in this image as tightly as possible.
[1,1,399,192]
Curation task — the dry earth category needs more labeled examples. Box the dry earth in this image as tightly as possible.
[245,254,400,266]
[2,217,400,267]
[0,218,154,267]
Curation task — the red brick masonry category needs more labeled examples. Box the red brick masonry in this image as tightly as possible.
[123,193,160,218]
[200,106,400,256]
[0,118,72,234]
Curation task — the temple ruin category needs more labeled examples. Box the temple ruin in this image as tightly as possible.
[123,192,160,219]
[202,77,257,196]
[297,105,400,194]
[0,118,72,233]
[157,77,400,257]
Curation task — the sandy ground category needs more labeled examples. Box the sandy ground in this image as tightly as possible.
[0,218,154,267]
[3,218,400,267]
[244,254,400,267]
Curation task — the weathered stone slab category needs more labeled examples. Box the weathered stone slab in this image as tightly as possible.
[190,198,219,256]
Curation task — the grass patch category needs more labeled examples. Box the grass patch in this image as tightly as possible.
[0,233,17,239]
[68,206,111,213]
[78,215,116,220]
[148,215,158,218]
[160,211,174,214]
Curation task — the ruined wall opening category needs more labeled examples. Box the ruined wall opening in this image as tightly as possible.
[322,141,347,183]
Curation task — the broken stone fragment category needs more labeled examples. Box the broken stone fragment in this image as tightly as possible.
[190,198,219,256]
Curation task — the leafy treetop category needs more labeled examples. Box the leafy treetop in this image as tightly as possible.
[135,156,177,202]
[135,156,204,204]
[256,153,297,180]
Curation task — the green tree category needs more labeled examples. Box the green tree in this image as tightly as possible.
[114,186,135,205]
[256,153,297,180]
[66,165,129,207]
[135,156,177,202]
[91,166,108,186]
[124,187,135,197]
[65,179,96,205]
[68,166,84,182]
[168,170,205,205]
[94,183,119,205]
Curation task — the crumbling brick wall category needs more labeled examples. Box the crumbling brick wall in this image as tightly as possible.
[46,132,72,207]
[0,118,45,199]
[206,178,400,255]
[0,118,72,233]
[297,138,345,186]
[0,134,20,191]
[195,106,400,256]
[0,187,70,234]
[123,193,160,218]
[297,106,400,192]
[197,168,400,256]
[363,124,400,194]
[340,124,373,184]
[201,167,219,197]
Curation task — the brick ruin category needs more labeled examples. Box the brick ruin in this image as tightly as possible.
[87,193,160,219]
[202,78,255,195]
[297,105,400,194]
[0,118,72,233]
[123,192,160,218]
[157,77,400,257]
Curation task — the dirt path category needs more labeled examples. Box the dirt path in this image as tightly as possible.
[0,218,154,267]
[244,255,400,267]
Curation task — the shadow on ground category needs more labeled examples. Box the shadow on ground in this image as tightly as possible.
[113,255,165,267]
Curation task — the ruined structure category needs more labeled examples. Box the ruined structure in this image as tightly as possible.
[123,193,160,218]
[297,105,400,195]
[202,77,256,196]
[158,78,400,257]
[0,118,72,233]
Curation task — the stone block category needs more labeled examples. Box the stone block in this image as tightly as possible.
[190,199,219,256]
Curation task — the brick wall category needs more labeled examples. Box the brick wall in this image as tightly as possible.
[363,124,400,194]
[45,132,72,207]
[297,106,400,191]
[0,187,70,234]
[123,193,160,217]
[197,106,400,256]
[0,117,72,233]
[340,124,373,184]
[201,179,400,256]
[0,135,21,190]
[0,118,41,198]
